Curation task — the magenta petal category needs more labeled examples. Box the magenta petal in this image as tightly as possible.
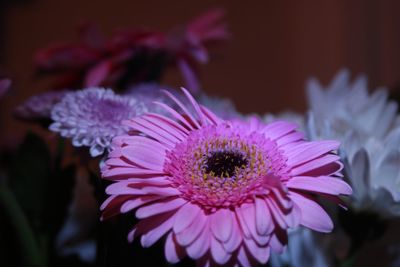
[176,212,207,246]
[173,202,201,233]
[122,146,165,171]
[243,237,270,264]
[287,176,352,196]
[287,140,340,167]
[136,198,186,219]
[165,233,185,263]
[255,197,274,235]
[210,209,233,242]
[290,154,342,176]
[141,213,175,247]
[237,246,252,267]
[210,237,231,264]
[239,203,269,246]
[222,217,242,253]
[186,221,211,259]
[290,192,334,233]
[263,121,298,140]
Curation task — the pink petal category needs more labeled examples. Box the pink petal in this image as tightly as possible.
[238,246,251,267]
[136,198,186,219]
[176,212,207,246]
[287,140,340,167]
[181,87,207,125]
[165,232,185,263]
[162,89,201,128]
[173,202,202,233]
[222,217,242,253]
[153,101,195,131]
[210,236,231,264]
[255,197,274,235]
[263,121,298,141]
[238,204,269,246]
[146,113,190,135]
[200,105,222,125]
[287,176,352,196]
[143,114,187,140]
[128,211,175,242]
[120,195,162,213]
[290,154,342,176]
[102,167,164,180]
[243,237,270,264]
[276,132,304,146]
[186,221,211,259]
[126,117,177,147]
[141,213,175,247]
[121,145,165,171]
[290,192,333,233]
[210,209,233,242]
[265,198,288,229]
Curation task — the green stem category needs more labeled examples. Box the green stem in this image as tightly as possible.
[0,182,46,267]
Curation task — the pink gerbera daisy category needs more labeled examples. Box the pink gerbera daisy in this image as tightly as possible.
[101,88,351,266]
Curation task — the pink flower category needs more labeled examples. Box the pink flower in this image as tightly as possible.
[34,10,228,92]
[101,89,351,266]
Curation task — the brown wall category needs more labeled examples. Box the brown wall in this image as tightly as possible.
[2,0,400,141]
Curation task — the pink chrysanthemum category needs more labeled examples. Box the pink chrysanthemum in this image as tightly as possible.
[101,89,352,266]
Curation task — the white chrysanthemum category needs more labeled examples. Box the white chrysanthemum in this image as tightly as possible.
[306,69,400,218]
[340,130,400,217]
[50,88,147,157]
[307,69,398,141]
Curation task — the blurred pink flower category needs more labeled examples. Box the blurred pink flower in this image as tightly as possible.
[101,89,351,266]
[34,9,229,92]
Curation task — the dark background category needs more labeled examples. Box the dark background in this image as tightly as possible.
[2,0,400,145]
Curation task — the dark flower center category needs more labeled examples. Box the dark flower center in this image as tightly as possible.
[204,151,248,177]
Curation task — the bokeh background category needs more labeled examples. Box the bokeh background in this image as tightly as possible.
[2,0,400,142]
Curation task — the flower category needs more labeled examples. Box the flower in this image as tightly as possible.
[49,88,148,157]
[34,9,229,92]
[339,131,400,218]
[100,88,351,266]
[15,90,70,122]
[306,69,398,141]
[306,69,400,218]
[0,78,11,99]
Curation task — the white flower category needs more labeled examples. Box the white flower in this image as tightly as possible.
[306,69,400,218]
[307,69,398,141]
